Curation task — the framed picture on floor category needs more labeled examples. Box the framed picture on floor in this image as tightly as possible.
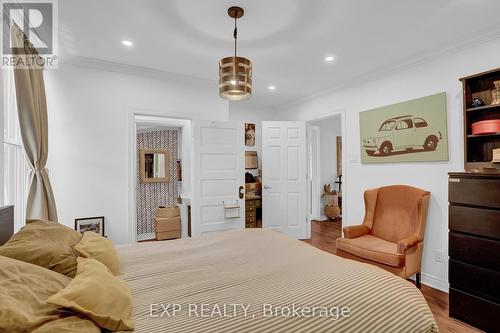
[75,216,105,236]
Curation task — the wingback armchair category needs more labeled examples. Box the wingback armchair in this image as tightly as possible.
[336,185,430,288]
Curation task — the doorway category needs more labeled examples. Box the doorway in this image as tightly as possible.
[131,115,192,242]
[307,113,345,236]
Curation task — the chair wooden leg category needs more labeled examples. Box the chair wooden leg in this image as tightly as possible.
[415,272,421,289]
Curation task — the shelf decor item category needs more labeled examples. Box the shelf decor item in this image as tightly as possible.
[492,148,500,163]
[492,80,500,105]
[471,119,500,135]
[471,97,485,108]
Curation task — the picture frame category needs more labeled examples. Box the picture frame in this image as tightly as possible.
[359,92,448,164]
[75,216,105,236]
[245,123,256,146]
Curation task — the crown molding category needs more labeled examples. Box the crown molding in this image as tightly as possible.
[58,56,278,112]
[279,29,500,111]
[59,56,217,88]
[59,27,500,113]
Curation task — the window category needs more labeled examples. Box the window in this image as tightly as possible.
[379,120,396,131]
[396,119,413,130]
[3,67,28,232]
[414,118,428,128]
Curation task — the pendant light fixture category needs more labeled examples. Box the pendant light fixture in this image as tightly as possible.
[219,6,252,101]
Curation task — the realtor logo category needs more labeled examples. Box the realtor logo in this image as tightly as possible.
[1,0,58,68]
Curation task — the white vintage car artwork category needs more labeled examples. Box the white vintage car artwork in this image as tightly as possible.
[363,115,442,156]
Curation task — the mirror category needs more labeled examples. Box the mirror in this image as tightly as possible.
[139,149,170,183]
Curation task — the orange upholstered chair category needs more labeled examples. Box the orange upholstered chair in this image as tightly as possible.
[336,185,430,288]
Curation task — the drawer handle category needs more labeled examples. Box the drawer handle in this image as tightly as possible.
[449,178,460,183]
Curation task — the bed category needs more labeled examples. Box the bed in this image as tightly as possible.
[0,208,438,333]
[116,228,439,333]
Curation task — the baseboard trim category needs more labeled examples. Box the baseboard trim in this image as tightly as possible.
[421,273,449,292]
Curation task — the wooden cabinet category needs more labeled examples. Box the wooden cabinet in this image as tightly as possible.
[448,172,500,333]
[155,207,181,240]
[245,197,261,228]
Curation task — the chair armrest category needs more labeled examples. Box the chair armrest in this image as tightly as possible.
[343,225,370,239]
[397,235,420,254]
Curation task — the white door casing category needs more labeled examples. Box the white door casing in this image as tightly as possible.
[192,121,245,236]
[308,125,321,221]
[262,121,308,239]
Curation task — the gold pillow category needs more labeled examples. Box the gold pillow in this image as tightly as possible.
[74,231,121,275]
[47,258,134,331]
[32,316,100,333]
[0,255,71,332]
[0,219,82,277]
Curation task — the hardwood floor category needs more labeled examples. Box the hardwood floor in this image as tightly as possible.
[302,220,484,333]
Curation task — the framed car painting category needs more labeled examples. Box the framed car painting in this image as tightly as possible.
[359,92,448,164]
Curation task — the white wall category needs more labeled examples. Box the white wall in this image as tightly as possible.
[275,38,500,292]
[310,115,342,218]
[45,63,228,244]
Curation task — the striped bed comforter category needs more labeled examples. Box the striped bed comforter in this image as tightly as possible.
[116,229,438,333]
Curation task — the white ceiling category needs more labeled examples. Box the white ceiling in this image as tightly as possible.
[59,0,500,107]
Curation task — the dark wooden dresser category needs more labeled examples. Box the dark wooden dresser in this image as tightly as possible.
[448,172,500,333]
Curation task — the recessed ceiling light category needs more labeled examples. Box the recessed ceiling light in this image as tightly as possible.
[325,55,335,62]
[122,40,133,47]
[268,85,276,91]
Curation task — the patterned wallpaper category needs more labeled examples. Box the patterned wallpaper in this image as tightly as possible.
[136,129,178,240]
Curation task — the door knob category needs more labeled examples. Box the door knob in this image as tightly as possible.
[239,185,244,199]
[264,185,272,190]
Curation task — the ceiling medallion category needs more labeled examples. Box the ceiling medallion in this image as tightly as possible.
[219,6,252,101]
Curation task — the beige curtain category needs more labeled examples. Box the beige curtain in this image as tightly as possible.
[10,24,58,222]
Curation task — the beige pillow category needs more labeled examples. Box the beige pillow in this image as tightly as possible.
[74,231,121,275]
[0,255,71,332]
[0,219,82,277]
[48,258,134,331]
[32,316,100,333]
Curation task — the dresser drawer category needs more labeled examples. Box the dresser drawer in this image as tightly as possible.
[246,199,261,208]
[246,222,257,228]
[246,211,256,219]
[246,205,256,212]
[449,205,500,240]
[246,215,256,224]
[449,232,500,270]
[450,288,500,333]
[450,259,500,303]
[449,177,500,209]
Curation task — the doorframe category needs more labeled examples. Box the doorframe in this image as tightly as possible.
[127,110,195,243]
[306,109,347,238]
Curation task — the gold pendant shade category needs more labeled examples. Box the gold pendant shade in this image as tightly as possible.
[219,56,252,101]
[219,6,252,101]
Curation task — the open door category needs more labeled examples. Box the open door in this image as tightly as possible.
[262,121,308,239]
[192,121,245,236]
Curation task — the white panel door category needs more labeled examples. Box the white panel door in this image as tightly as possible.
[192,121,245,236]
[262,121,308,239]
